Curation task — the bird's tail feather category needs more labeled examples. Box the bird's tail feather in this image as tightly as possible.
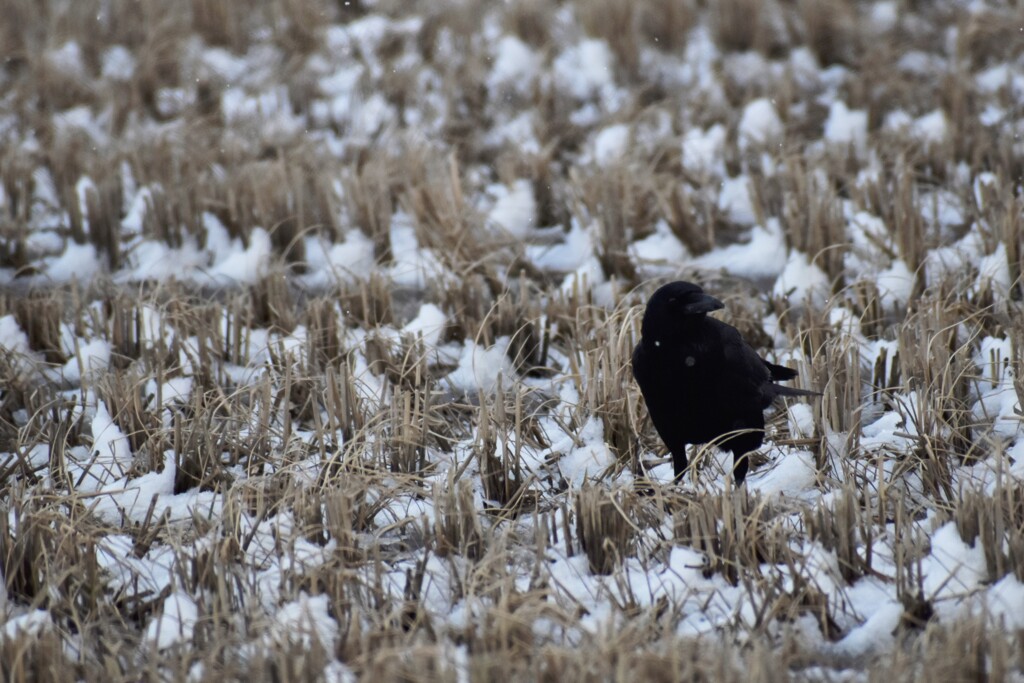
[772,385,821,398]
[764,361,799,382]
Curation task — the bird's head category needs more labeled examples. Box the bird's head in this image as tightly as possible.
[641,281,724,340]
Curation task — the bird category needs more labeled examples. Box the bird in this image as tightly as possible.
[631,281,818,484]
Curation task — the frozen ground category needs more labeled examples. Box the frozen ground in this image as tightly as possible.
[0,1,1023,680]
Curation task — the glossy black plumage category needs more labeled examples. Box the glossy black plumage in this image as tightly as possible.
[632,281,817,484]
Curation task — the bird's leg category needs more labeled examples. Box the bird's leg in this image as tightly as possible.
[732,450,750,485]
[672,446,689,482]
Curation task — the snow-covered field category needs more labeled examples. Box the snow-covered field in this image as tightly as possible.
[1,0,1023,680]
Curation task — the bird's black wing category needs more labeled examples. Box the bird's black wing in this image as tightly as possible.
[713,320,819,404]
[631,341,647,385]
[713,322,772,386]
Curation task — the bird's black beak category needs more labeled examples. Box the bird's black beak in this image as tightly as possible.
[681,294,724,315]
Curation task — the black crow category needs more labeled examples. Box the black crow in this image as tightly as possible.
[632,281,817,484]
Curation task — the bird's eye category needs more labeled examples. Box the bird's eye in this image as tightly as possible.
[667,297,676,303]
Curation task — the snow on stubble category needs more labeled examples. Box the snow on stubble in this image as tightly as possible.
[75,176,97,234]
[46,41,87,79]
[312,62,366,131]
[555,416,617,488]
[270,593,339,652]
[692,218,788,280]
[58,339,112,384]
[201,227,273,286]
[875,259,915,310]
[717,176,758,225]
[842,210,914,311]
[101,45,136,81]
[2,611,55,641]
[402,302,448,349]
[559,255,608,301]
[484,110,541,154]
[738,98,784,151]
[831,599,903,659]
[787,403,816,439]
[297,229,376,287]
[553,39,616,102]
[971,335,1022,441]
[885,108,948,147]
[920,522,988,611]
[80,400,134,492]
[120,186,152,236]
[972,242,1012,301]
[912,109,949,145]
[221,86,305,139]
[487,179,537,239]
[488,35,541,95]
[0,315,39,380]
[42,242,102,284]
[748,449,818,498]
[30,168,63,228]
[387,211,449,288]
[772,252,830,309]
[923,228,984,286]
[681,124,726,176]
[120,240,207,283]
[445,337,512,395]
[588,123,631,166]
[146,591,200,650]
[526,218,596,273]
[823,101,868,154]
[630,219,690,278]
